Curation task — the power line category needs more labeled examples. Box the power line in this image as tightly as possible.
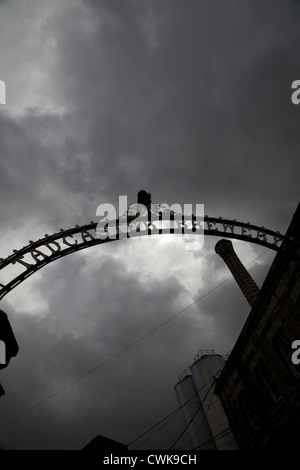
[128,375,217,449]
[131,409,182,450]
[128,407,181,449]
[176,413,208,451]
[133,373,232,451]
[128,250,271,450]
[194,426,233,450]
[127,249,270,450]
[0,249,270,432]
[0,278,232,431]
[168,379,217,450]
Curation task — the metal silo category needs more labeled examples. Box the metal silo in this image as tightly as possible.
[190,350,238,450]
[174,370,216,450]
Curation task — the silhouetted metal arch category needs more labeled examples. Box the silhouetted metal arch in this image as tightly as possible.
[0,214,299,301]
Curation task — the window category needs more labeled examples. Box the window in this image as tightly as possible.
[259,363,282,403]
[238,393,259,431]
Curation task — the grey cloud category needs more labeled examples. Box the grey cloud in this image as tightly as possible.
[0,0,299,451]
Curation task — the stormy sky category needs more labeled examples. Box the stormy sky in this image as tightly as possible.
[0,0,299,450]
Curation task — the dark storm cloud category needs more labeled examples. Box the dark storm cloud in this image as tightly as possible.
[39,0,300,225]
[0,0,299,451]
[1,0,298,228]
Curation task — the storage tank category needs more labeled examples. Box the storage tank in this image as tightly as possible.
[190,351,238,450]
[174,370,216,450]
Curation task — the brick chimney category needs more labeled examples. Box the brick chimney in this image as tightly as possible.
[215,239,260,308]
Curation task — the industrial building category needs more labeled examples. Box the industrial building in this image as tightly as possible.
[174,351,238,450]
[175,203,300,450]
[215,203,300,449]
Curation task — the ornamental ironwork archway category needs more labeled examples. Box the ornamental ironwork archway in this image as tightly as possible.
[1,192,299,302]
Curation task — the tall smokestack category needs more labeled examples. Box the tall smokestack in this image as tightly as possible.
[215,239,260,308]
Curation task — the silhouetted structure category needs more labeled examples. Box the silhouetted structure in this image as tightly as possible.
[82,434,128,452]
[215,239,260,307]
[215,203,300,449]
[137,190,152,211]
[0,310,19,370]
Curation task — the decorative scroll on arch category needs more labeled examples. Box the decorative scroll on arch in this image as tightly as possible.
[0,210,299,301]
